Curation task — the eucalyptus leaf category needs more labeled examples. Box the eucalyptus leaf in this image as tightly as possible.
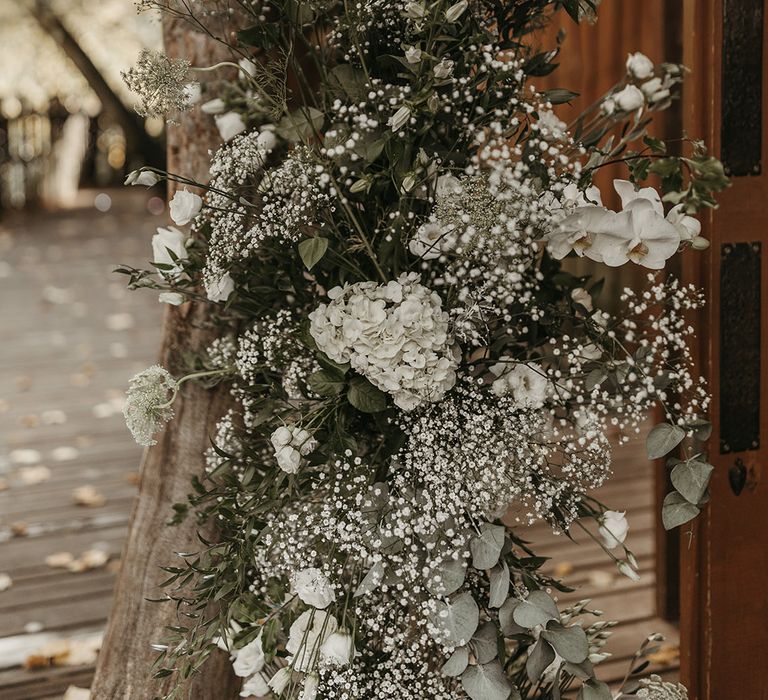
[578,679,612,700]
[671,459,714,504]
[461,661,516,700]
[512,591,560,629]
[498,598,526,636]
[470,523,506,570]
[662,491,701,530]
[471,621,499,664]
[441,646,469,677]
[429,592,479,647]
[541,621,589,663]
[526,637,556,682]
[347,377,387,413]
[298,236,329,270]
[425,555,467,597]
[354,560,385,598]
[646,423,686,460]
[489,561,510,608]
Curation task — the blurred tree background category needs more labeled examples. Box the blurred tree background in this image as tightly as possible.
[0,0,163,210]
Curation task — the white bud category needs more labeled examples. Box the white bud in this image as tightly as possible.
[446,0,469,22]
[125,169,160,187]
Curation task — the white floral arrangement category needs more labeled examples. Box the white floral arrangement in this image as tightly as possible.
[119,1,728,699]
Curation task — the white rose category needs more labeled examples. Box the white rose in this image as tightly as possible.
[293,568,335,609]
[598,510,630,549]
[206,272,235,302]
[152,226,188,278]
[232,633,265,677]
[125,169,159,187]
[201,98,226,115]
[169,189,203,226]
[320,630,354,667]
[614,85,645,112]
[215,112,247,141]
[240,672,270,698]
[270,426,293,449]
[287,610,338,672]
[268,667,293,695]
[626,52,655,80]
[405,46,422,64]
[489,362,548,408]
[276,445,301,474]
[158,292,184,306]
[388,105,411,132]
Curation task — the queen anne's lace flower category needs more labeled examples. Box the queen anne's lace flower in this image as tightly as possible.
[638,675,689,699]
[123,365,177,447]
[309,273,460,410]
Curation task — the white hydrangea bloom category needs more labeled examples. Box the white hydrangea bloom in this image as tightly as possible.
[309,272,460,411]
[123,365,177,446]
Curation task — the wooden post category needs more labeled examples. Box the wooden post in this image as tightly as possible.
[90,16,241,700]
[680,1,768,697]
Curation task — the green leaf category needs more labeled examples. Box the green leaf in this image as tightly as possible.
[489,562,509,608]
[429,592,479,647]
[671,459,714,504]
[471,621,498,664]
[461,661,517,700]
[526,638,556,682]
[541,622,589,663]
[545,88,579,104]
[298,237,329,270]
[277,106,325,141]
[308,369,344,396]
[470,523,506,570]
[643,135,667,154]
[512,591,559,629]
[236,24,280,49]
[578,679,612,700]
[442,646,469,677]
[347,377,387,413]
[354,561,385,598]
[425,555,467,597]
[646,423,686,460]
[662,491,701,530]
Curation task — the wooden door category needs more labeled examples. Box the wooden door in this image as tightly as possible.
[681,2,768,698]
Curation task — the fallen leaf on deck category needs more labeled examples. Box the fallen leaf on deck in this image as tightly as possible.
[11,522,28,537]
[51,446,79,462]
[125,472,140,486]
[67,548,110,572]
[46,552,75,569]
[106,312,134,331]
[18,465,51,485]
[553,562,574,578]
[64,686,91,699]
[19,414,40,428]
[72,485,106,507]
[24,621,44,633]
[588,570,614,588]
[647,644,680,666]
[0,399,9,413]
[9,449,41,465]
[0,573,12,591]
[0,478,8,492]
[16,375,33,391]
[70,373,91,387]
[23,633,102,669]
[41,409,67,425]
[92,403,115,419]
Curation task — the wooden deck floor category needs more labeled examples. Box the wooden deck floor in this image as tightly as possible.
[0,193,679,698]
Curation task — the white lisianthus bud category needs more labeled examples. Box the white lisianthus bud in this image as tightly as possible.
[239,57,257,77]
[152,226,189,278]
[183,82,201,105]
[401,173,417,193]
[570,287,593,312]
[388,105,412,132]
[320,631,355,667]
[614,85,645,112]
[589,652,612,664]
[617,560,641,582]
[232,633,265,677]
[691,236,710,251]
[240,672,270,698]
[446,0,469,22]
[405,1,426,19]
[626,52,655,80]
[300,673,319,700]
[158,292,184,306]
[169,188,203,226]
[427,93,440,112]
[405,46,422,64]
[201,97,226,114]
[598,510,630,549]
[350,177,370,194]
[205,272,235,303]
[601,97,616,116]
[125,169,160,187]
[641,77,670,103]
[215,111,247,141]
[293,568,335,609]
[268,667,293,695]
[433,58,454,80]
